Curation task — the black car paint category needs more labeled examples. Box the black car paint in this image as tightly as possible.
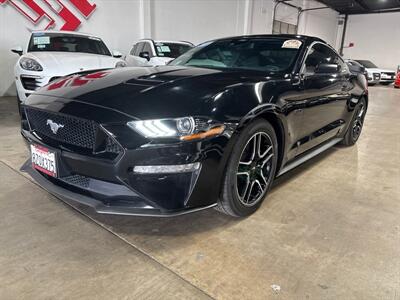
[21,35,368,216]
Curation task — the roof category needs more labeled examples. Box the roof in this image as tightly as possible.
[205,34,326,45]
[31,30,99,38]
[138,39,194,46]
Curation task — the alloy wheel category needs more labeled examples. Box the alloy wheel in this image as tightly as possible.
[236,132,274,207]
[352,101,366,140]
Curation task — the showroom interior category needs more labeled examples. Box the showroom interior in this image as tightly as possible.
[0,0,399,299]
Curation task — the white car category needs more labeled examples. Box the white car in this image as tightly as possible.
[354,60,396,85]
[12,30,126,103]
[125,39,193,67]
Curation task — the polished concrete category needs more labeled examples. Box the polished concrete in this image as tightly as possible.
[0,86,399,299]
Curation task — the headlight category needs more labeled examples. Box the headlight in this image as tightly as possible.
[20,57,43,71]
[115,61,127,68]
[127,117,225,141]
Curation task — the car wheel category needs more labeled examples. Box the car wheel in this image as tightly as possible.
[217,119,278,217]
[341,98,367,146]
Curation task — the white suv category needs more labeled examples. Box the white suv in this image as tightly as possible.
[125,39,193,67]
[355,60,396,85]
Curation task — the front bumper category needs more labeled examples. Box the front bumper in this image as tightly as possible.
[20,125,233,216]
[16,74,53,103]
[21,159,216,216]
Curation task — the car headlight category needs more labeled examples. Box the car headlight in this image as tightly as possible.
[115,61,127,68]
[127,117,225,141]
[20,57,43,71]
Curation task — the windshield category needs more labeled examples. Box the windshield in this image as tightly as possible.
[355,60,378,68]
[170,38,303,72]
[154,42,192,58]
[28,33,111,56]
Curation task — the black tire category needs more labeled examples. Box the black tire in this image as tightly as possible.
[216,119,278,217]
[341,97,367,146]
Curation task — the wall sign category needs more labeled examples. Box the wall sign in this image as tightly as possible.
[0,0,96,31]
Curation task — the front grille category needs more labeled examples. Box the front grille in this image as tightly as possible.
[62,174,90,188]
[21,76,40,91]
[26,108,97,149]
[25,107,122,159]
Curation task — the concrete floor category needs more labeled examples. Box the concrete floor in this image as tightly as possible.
[0,86,399,299]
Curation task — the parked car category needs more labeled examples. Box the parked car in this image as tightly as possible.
[355,60,396,85]
[345,59,368,81]
[21,35,368,217]
[395,72,400,88]
[12,30,126,104]
[125,39,193,67]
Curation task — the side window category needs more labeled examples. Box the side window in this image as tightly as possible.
[134,42,144,56]
[130,44,137,55]
[304,43,338,74]
[142,42,153,57]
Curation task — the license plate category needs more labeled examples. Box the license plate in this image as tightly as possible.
[31,144,57,177]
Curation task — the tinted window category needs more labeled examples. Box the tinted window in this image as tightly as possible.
[130,45,137,55]
[134,42,145,56]
[142,42,153,57]
[170,38,302,72]
[154,42,193,58]
[355,60,378,68]
[304,43,342,74]
[28,33,111,56]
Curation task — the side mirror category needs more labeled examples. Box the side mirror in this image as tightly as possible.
[112,50,122,58]
[315,63,340,74]
[11,46,23,56]
[139,51,150,61]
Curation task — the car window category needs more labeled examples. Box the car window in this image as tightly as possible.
[355,60,378,68]
[304,43,342,74]
[130,44,137,55]
[154,42,193,58]
[28,32,111,56]
[134,42,144,56]
[142,42,153,57]
[170,38,302,73]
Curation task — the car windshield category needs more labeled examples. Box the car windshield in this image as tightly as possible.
[169,37,303,72]
[154,42,192,58]
[28,33,111,56]
[355,60,378,68]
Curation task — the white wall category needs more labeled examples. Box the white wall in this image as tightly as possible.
[298,0,339,46]
[342,12,400,70]
[0,0,339,97]
[0,0,142,97]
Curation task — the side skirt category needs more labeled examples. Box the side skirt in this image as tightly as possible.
[277,137,343,177]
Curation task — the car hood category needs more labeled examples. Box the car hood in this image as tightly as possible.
[365,67,395,73]
[27,66,270,120]
[23,52,121,76]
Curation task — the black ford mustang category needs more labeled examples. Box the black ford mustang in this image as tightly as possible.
[20,35,368,217]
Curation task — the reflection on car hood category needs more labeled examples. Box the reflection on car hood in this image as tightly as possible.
[23,52,120,76]
[365,67,395,73]
[28,66,270,119]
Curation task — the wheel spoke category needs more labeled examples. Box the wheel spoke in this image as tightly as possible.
[245,181,255,203]
[259,144,272,159]
[261,153,274,168]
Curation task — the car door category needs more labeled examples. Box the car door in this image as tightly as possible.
[125,44,138,66]
[296,42,351,155]
[126,42,146,66]
[141,41,155,66]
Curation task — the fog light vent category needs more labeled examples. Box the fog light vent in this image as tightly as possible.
[133,163,201,174]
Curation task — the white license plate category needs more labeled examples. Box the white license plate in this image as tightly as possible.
[31,144,57,177]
